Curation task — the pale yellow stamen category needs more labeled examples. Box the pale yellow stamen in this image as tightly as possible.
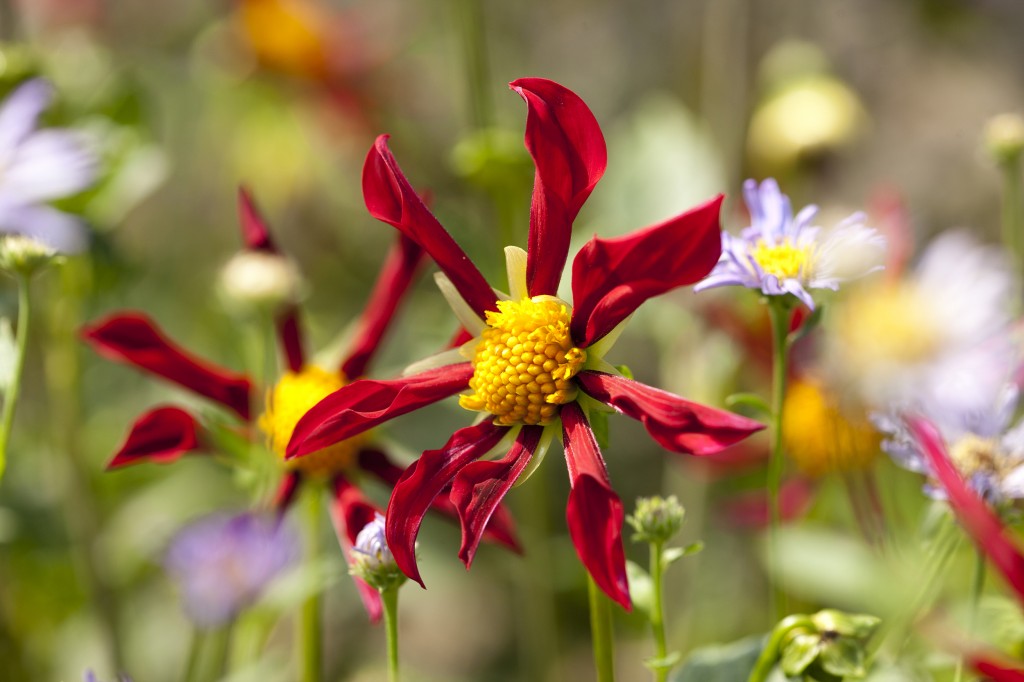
[460,297,586,426]
[259,366,363,477]
[949,434,1004,480]
[751,238,813,280]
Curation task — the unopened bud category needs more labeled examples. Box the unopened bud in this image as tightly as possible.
[627,495,685,544]
[777,609,880,681]
[985,113,1024,165]
[219,250,303,310]
[0,235,60,276]
[350,513,406,592]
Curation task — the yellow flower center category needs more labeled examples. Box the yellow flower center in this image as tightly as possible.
[259,366,363,477]
[949,434,1004,480]
[460,297,586,426]
[834,282,945,366]
[782,379,880,477]
[751,238,813,280]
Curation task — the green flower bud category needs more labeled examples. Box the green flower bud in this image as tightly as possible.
[349,514,406,593]
[627,495,685,544]
[0,235,61,277]
[777,609,880,681]
[985,113,1024,165]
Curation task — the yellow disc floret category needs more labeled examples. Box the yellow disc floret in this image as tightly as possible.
[259,366,363,477]
[751,238,813,280]
[460,297,586,426]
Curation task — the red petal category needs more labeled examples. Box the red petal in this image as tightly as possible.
[107,406,202,469]
[449,327,474,348]
[509,78,607,297]
[569,195,724,347]
[272,471,303,513]
[723,478,816,529]
[330,476,384,623]
[561,402,630,610]
[276,305,305,373]
[450,425,540,568]
[237,186,278,253]
[577,371,764,455]
[341,234,425,379]
[82,312,253,420]
[385,422,507,587]
[973,657,1024,681]
[358,447,521,553]
[286,363,473,459]
[908,417,1024,604]
[363,135,495,318]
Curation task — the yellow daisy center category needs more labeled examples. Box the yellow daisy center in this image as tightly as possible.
[751,238,813,280]
[782,379,880,477]
[949,434,1005,481]
[460,297,586,426]
[835,282,945,366]
[259,366,363,477]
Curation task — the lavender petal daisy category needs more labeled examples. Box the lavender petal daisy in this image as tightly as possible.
[694,178,885,310]
[164,512,300,628]
[0,79,98,253]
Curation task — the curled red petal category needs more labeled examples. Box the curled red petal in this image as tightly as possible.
[238,186,278,253]
[577,371,764,455]
[363,135,495,318]
[82,312,253,420]
[341,234,426,378]
[358,447,521,553]
[385,422,508,587]
[510,78,607,297]
[569,195,724,348]
[286,363,473,459]
[451,425,540,568]
[276,305,305,372]
[972,657,1024,681]
[107,406,202,469]
[908,417,1024,604]
[330,476,384,623]
[561,402,630,610]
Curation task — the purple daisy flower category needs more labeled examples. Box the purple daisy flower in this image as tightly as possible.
[164,512,300,628]
[0,79,98,253]
[694,178,885,309]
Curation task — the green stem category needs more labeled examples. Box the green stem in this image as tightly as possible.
[650,541,669,682]
[299,489,322,682]
[184,625,232,682]
[381,587,400,682]
[1000,158,1024,270]
[182,630,204,682]
[0,273,30,483]
[587,573,616,682]
[454,0,494,130]
[747,615,815,682]
[766,299,792,620]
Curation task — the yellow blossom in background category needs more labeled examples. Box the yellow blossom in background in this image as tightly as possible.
[783,378,880,477]
[236,0,329,79]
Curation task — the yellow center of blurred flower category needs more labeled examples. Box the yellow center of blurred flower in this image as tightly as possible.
[751,239,813,280]
[460,297,586,426]
[834,283,944,365]
[949,434,1004,480]
[782,379,880,477]
[259,366,362,477]
[237,0,328,78]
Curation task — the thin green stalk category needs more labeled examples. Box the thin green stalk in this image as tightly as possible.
[184,625,232,682]
[747,615,815,682]
[182,629,204,682]
[587,573,616,682]
[1000,158,1024,269]
[0,273,30,482]
[381,587,400,682]
[454,0,494,130]
[766,299,792,620]
[299,489,322,682]
[649,541,669,682]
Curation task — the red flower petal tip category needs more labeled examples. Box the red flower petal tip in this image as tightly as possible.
[107,406,202,469]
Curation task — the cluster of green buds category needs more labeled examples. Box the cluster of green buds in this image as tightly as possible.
[749,609,881,682]
[0,235,61,278]
[627,495,686,545]
[349,513,406,593]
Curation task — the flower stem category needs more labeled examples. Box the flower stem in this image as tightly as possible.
[381,586,400,682]
[0,273,31,483]
[1000,156,1024,269]
[299,488,322,682]
[454,0,494,130]
[649,541,669,682]
[747,615,815,682]
[766,299,792,620]
[586,572,616,682]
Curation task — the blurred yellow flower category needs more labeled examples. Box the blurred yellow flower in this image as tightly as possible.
[783,378,880,477]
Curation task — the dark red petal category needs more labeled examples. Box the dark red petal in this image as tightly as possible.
[509,78,607,297]
[272,471,303,514]
[287,363,473,459]
[972,657,1024,681]
[82,312,253,420]
[107,406,202,469]
[358,447,521,553]
[238,186,278,253]
[450,425,540,568]
[569,195,724,348]
[330,476,384,623]
[577,371,764,455]
[363,135,495,318]
[385,422,507,587]
[341,234,426,379]
[908,417,1024,604]
[723,478,816,529]
[560,402,630,610]
[276,305,305,372]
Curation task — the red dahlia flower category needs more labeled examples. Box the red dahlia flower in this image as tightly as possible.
[285,78,764,609]
[81,189,519,621]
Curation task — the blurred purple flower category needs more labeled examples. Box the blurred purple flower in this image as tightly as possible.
[0,79,98,253]
[83,671,132,682]
[695,178,884,309]
[165,512,300,628]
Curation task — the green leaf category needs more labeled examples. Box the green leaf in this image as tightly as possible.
[779,634,820,675]
[662,542,704,569]
[670,635,765,682]
[724,392,771,416]
[626,560,654,617]
[615,364,634,380]
[645,651,683,673]
[819,637,867,678]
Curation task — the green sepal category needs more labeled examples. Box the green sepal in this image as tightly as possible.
[625,560,653,617]
[818,637,867,678]
[590,409,611,449]
[615,364,634,380]
[724,392,771,417]
[644,651,683,673]
[663,542,704,570]
[779,634,819,676]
